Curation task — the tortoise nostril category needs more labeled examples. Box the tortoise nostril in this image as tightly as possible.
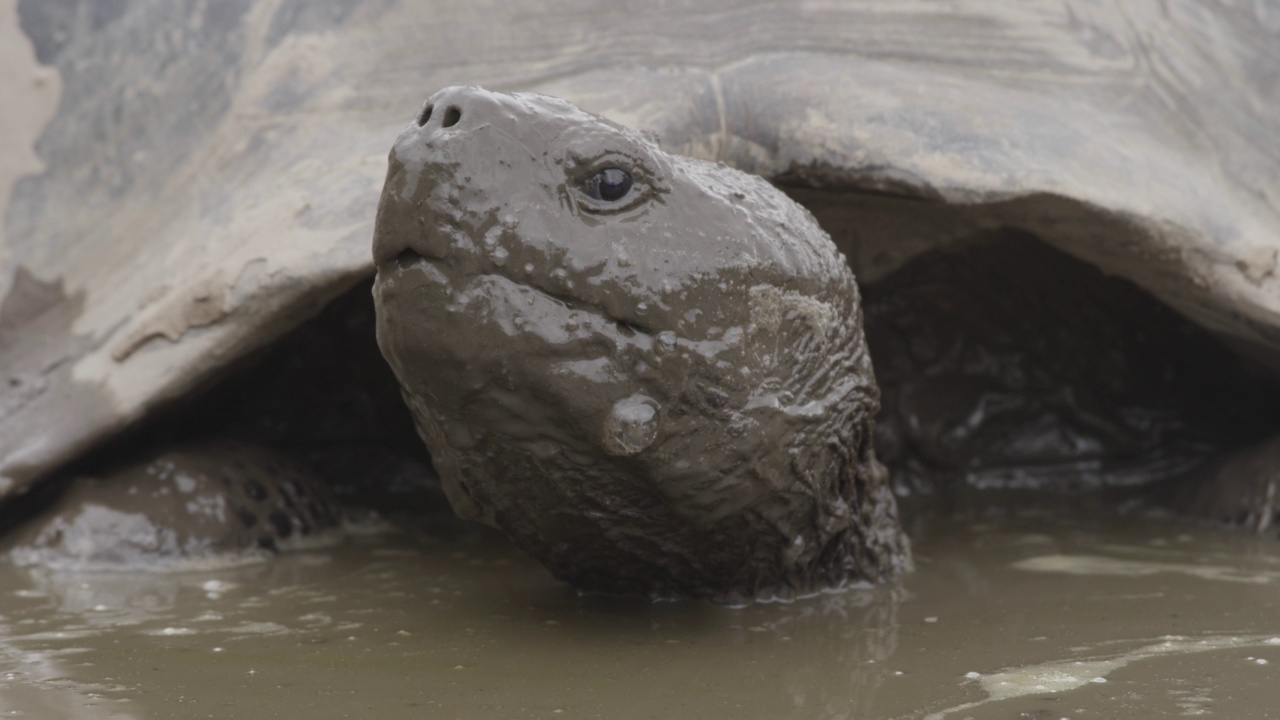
[416,104,433,127]
[442,106,462,128]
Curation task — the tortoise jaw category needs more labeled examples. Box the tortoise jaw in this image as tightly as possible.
[380,217,672,340]
[372,212,452,266]
[387,242,661,347]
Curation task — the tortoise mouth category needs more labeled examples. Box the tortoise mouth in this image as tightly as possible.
[387,246,663,341]
[374,217,450,267]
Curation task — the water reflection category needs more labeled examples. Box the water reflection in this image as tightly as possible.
[1,567,145,718]
[530,582,906,719]
[0,518,1276,719]
[0,644,140,720]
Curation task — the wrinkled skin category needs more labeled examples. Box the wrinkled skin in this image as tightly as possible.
[372,87,908,600]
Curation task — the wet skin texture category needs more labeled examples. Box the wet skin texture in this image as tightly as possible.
[372,87,908,601]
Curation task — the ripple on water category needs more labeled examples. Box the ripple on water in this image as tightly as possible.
[0,518,1275,718]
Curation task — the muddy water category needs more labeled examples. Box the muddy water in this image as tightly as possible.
[1,509,1278,719]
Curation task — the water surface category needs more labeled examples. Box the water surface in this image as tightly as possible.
[2,511,1278,719]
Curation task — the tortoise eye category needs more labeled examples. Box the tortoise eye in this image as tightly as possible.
[581,167,633,203]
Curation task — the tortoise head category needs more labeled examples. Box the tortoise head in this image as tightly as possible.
[372,86,904,600]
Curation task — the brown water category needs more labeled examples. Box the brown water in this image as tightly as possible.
[2,510,1279,719]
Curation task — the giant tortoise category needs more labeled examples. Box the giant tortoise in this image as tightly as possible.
[2,0,1279,601]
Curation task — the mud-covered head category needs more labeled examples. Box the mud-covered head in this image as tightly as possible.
[373,86,904,600]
